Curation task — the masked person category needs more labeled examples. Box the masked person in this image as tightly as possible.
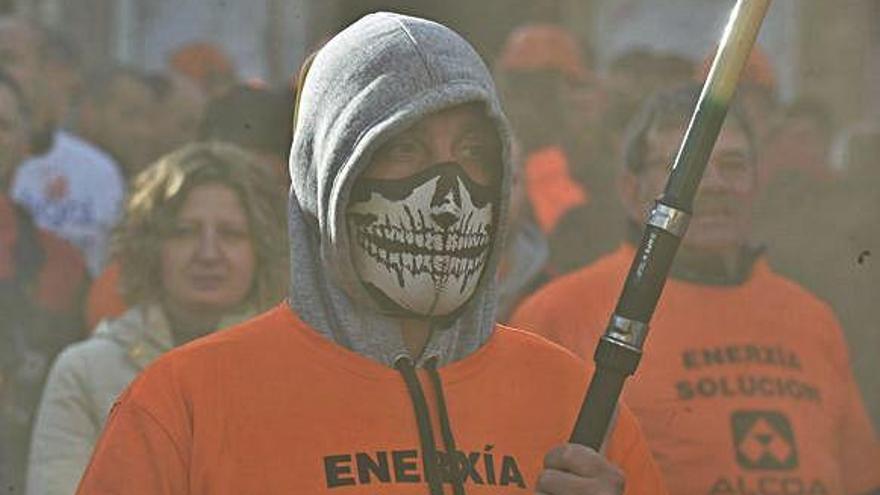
[511,85,880,495]
[74,13,667,495]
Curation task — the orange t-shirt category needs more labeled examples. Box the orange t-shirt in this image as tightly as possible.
[524,146,589,234]
[76,304,668,494]
[511,245,880,495]
[0,194,87,315]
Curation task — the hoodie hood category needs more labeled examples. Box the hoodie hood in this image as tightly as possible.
[288,12,513,367]
[497,219,550,320]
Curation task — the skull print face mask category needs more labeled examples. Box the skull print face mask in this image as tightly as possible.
[347,162,496,317]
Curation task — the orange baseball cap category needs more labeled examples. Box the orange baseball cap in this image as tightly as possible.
[497,24,590,82]
[169,41,236,85]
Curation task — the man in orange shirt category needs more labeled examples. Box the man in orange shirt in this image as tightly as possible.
[75,13,668,495]
[512,85,880,495]
[494,24,590,235]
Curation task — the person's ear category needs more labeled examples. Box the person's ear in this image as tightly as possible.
[616,169,647,223]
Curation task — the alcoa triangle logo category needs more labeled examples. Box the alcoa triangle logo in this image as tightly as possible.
[731,410,799,470]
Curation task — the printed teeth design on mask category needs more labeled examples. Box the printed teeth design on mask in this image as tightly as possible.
[348,173,494,315]
[355,218,491,291]
[359,221,490,258]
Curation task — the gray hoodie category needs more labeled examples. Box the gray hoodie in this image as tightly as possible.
[288,12,513,367]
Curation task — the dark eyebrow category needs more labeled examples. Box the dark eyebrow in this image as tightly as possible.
[453,124,498,156]
[459,116,496,139]
[375,128,427,157]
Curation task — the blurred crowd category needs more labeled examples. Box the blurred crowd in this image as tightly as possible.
[0,10,877,495]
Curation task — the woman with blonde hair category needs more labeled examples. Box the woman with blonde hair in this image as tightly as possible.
[26,142,288,495]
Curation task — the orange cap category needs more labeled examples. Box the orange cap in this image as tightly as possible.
[497,24,590,82]
[169,41,236,85]
[696,44,776,91]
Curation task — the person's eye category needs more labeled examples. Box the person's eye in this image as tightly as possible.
[219,225,250,241]
[363,135,430,180]
[718,155,750,174]
[455,134,500,185]
[459,129,500,163]
[458,139,490,162]
[383,137,425,164]
[168,224,197,238]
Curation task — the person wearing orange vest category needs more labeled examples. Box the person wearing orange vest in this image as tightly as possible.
[494,24,590,235]
[511,85,880,495]
[74,13,668,495]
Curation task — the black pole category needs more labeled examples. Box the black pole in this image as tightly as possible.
[570,0,772,449]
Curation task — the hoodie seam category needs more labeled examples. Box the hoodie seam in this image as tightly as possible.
[281,304,501,383]
[281,305,405,381]
[392,17,438,85]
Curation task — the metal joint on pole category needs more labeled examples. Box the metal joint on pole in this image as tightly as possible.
[605,315,649,351]
[647,203,691,238]
[570,0,772,451]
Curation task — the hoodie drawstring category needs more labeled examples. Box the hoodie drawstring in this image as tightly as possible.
[425,358,466,495]
[394,356,466,495]
[395,356,444,495]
